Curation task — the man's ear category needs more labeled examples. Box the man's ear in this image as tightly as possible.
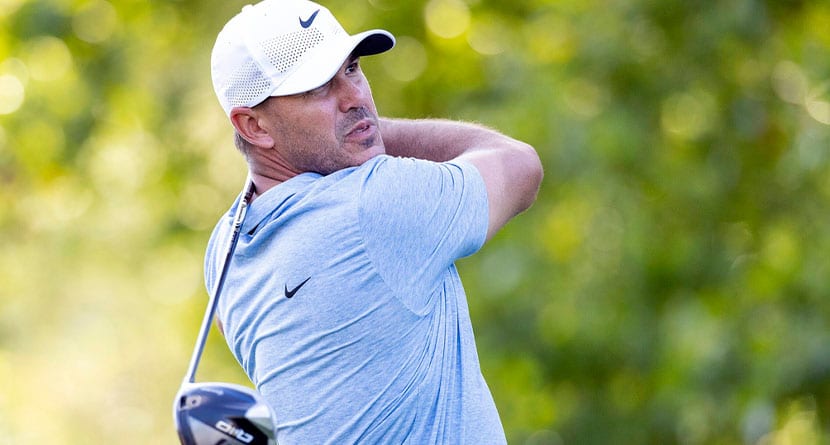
[230,107,275,149]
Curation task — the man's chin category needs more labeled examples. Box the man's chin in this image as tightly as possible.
[354,144,386,164]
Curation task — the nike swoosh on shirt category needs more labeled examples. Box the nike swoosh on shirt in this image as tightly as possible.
[284,277,311,298]
[299,10,320,28]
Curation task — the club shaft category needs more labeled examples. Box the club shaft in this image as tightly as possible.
[182,178,255,385]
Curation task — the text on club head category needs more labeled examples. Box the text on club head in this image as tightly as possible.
[216,420,254,443]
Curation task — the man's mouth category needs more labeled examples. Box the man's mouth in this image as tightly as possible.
[344,119,376,144]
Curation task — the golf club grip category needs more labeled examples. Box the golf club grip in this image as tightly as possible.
[182,178,256,385]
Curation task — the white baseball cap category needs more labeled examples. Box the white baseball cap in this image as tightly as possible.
[211,0,395,116]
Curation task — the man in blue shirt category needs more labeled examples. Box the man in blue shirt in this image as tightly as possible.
[207,0,543,443]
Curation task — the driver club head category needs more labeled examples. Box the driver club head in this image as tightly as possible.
[174,382,278,445]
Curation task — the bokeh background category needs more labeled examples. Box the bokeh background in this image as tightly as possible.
[1,0,829,443]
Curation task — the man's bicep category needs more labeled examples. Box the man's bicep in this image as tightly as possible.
[456,143,542,241]
[359,158,488,296]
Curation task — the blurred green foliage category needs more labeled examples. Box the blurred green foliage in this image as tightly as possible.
[1,0,829,443]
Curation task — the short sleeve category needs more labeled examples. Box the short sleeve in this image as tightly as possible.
[358,156,488,312]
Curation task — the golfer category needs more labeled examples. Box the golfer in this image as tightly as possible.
[206,0,543,443]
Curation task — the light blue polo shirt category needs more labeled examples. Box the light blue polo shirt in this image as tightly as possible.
[205,155,506,444]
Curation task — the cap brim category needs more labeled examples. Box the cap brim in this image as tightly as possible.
[269,29,395,98]
[352,29,396,57]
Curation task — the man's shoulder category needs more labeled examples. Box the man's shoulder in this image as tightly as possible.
[351,154,472,183]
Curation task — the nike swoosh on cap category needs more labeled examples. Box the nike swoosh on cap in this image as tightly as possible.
[299,9,320,28]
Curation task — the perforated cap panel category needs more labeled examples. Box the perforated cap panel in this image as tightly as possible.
[224,60,273,109]
[264,28,325,74]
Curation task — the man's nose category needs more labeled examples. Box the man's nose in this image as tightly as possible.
[337,76,367,112]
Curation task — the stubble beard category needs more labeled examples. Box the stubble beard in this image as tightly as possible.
[286,107,383,176]
[331,107,383,168]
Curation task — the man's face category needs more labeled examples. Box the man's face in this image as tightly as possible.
[256,56,385,175]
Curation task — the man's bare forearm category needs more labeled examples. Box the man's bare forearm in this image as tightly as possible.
[379,117,530,162]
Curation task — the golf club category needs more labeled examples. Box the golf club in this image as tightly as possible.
[173,178,278,445]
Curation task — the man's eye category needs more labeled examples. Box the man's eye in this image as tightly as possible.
[346,61,360,74]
